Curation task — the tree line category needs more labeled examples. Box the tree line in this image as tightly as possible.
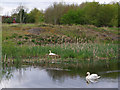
[2,2,119,27]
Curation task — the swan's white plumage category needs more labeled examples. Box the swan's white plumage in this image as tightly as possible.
[86,72,100,83]
[49,50,56,55]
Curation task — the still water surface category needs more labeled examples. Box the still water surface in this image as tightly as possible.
[0,59,119,88]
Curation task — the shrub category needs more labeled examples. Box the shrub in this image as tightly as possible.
[17,41,23,45]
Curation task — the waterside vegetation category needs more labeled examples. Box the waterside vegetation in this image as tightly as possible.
[2,24,118,64]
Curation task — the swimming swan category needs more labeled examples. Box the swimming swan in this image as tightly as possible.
[49,50,56,55]
[86,72,100,83]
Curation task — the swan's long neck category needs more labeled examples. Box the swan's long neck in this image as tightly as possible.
[49,50,51,53]
[87,73,90,76]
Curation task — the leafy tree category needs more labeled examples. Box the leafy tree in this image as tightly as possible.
[97,4,116,26]
[118,3,120,27]
[11,5,28,23]
[82,2,100,26]
[109,3,118,27]
[45,2,68,24]
[27,8,44,23]
[60,8,86,25]
[17,9,28,23]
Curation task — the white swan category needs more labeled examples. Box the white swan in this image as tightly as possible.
[86,72,100,83]
[49,50,56,56]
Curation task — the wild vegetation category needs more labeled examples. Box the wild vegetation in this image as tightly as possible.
[1,1,119,64]
[2,2,119,27]
[2,24,119,64]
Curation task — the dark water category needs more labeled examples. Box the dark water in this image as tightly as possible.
[0,59,119,88]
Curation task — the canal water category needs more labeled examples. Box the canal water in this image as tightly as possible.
[0,59,119,88]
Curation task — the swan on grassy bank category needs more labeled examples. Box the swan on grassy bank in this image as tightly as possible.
[49,50,56,56]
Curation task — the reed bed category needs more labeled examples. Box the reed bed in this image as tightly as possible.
[2,43,118,62]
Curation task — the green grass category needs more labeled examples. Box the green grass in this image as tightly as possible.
[2,24,119,62]
[2,42,118,61]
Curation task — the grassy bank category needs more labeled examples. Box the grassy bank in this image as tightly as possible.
[2,42,118,62]
[2,24,119,62]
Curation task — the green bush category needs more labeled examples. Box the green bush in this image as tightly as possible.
[18,36,23,38]
[31,39,35,42]
[17,41,23,45]
[24,37,29,40]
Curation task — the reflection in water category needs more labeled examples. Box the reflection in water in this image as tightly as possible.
[86,79,98,84]
[0,59,119,88]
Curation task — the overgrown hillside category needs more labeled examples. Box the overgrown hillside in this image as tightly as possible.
[2,24,119,61]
